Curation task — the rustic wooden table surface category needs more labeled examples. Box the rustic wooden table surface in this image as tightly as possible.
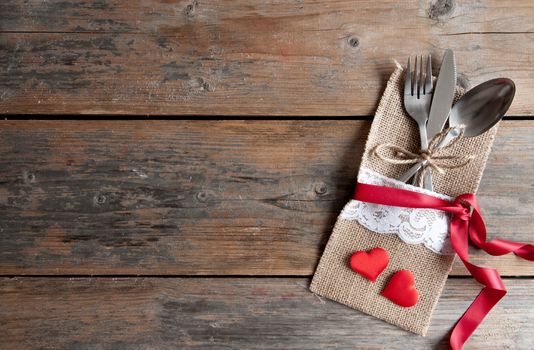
[1,1,534,349]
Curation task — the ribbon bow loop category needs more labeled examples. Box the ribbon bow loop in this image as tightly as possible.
[451,195,476,221]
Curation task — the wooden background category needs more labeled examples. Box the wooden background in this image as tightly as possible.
[1,1,533,349]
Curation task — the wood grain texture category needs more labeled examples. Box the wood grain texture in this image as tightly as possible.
[1,0,534,115]
[0,120,532,276]
[1,277,533,349]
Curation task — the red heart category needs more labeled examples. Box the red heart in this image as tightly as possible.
[381,270,419,307]
[349,247,389,282]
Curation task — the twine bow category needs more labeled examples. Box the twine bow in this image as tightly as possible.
[374,125,476,186]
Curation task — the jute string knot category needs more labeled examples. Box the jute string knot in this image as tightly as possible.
[374,125,477,185]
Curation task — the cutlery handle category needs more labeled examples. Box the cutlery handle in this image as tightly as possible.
[422,129,460,190]
[411,122,429,186]
[398,127,462,185]
[398,161,426,182]
[422,169,434,190]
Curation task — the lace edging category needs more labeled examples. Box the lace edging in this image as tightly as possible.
[339,168,455,255]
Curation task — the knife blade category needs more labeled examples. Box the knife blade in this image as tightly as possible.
[426,49,457,139]
[421,49,456,190]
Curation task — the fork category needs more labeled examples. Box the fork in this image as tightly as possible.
[400,55,433,185]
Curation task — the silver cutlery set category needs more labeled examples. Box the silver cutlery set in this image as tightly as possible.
[399,49,515,190]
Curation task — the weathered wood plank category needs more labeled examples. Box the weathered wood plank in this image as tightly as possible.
[1,277,532,349]
[1,0,534,115]
[0,120,532,276]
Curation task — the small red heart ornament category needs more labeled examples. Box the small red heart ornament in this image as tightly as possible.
[349,247,389,282]
[381,270,419,307]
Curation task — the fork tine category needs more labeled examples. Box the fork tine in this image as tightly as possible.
[425,54,432,94]
[414,55,419,98]
[419,55,424,97]
[405,57,412,95]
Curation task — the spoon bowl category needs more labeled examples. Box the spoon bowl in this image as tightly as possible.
[449,78,515,136]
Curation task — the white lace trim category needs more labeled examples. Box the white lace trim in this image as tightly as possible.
[340,168,455,255]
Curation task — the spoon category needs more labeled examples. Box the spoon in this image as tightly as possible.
[398,78,515,183]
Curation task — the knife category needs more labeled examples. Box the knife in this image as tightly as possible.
[427,49,457,139]
[422,49,457,190]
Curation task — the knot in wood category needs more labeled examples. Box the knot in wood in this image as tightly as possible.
[429,0,455,20]
[185,0,198,17]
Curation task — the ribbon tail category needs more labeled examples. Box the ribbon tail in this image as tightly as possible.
[449,217,507,350]
[477,239,534,258]
[449,198,533,350]
[450,283,506,350]
[513,244,534,260]
[464,200,534,260]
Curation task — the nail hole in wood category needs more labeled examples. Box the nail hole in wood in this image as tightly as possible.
[314,182,328,195]
[196,191,208,202]
[348,37,360,48]
[94,194,107,205]
[23,170,36,184]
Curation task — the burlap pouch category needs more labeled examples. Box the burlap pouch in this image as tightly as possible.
[310,66,498,335]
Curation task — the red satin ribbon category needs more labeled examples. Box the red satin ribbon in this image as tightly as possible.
[353,182,534,349]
